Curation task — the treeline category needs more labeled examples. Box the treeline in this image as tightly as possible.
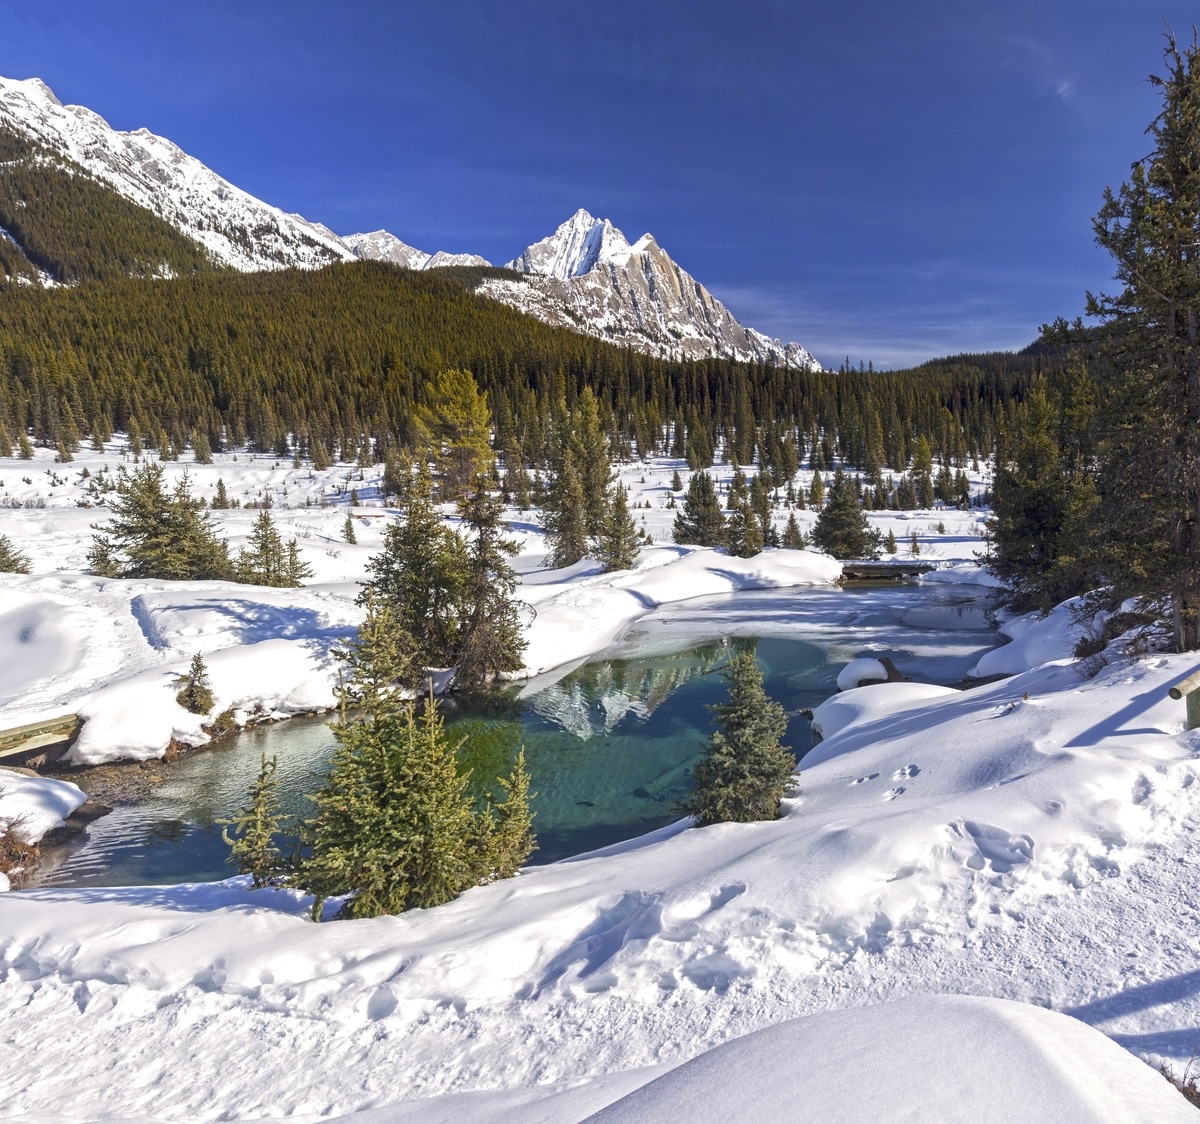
[0,123,221,284]
[0,259,1034,475]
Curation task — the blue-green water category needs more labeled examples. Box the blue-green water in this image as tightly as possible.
[36,583,998,886]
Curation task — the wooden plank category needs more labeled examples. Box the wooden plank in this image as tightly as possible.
[0,714,80,759]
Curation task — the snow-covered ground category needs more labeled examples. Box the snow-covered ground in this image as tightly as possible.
[6,440,1200,1120]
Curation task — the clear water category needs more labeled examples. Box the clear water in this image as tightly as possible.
[35,583,998,887]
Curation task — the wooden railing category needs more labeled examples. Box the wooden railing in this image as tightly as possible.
[0,714,81,760]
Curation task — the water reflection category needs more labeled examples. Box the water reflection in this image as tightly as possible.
[36,583,998,886]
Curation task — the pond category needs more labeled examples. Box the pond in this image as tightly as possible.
[35,582,999,887]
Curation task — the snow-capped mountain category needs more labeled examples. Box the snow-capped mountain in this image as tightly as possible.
[482,209,820,369]
[0,73,818,367]
[342,230,490,271]
[0,75,354,272]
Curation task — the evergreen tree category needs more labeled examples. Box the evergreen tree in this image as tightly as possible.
[361,464,465,674]
[416,368,494,500]
[342,514,357,544]
[542,449,589,568]
[677,650,795,826]
[89,463,230,580]
[236,508,311,587]
[220,754,289,888]
[726,496,765,557]
[781,512,808,550]
[191,428,213,465]
[335,594,413,710]
[672,472,726,546]
[174,652,215,714]
[481,749,536,879]
[591,483,641,571]
[987,388,1097,612]
[884,528,898,554]
[808,472,825,507]
[454,480,526,688]
[0,533,30,574]
[1086,34,1200,649]
[811,469,881,559]
[211,478,231,509]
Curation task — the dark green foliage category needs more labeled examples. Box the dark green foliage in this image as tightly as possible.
[1085,35,1200,649]
[884,528,898,554]
[782,512,808,551]
[811,469,881,559]
[342,514,357,544]
[0,123,220,285]
[987,388,1097,613]
[454,481,526,688]
[297,599,535,920]
[220,754,289,888]
[175,653,215,715]
[0,533,30,573]
[89,463,230,580]
[726,497,765,557]
[335,594,414,709]
[236,508,312,587]
[542,450,589,568]
[678,650,795,826]
[592,483,641,571]
[673,472,726,546]
[361,465,465,675]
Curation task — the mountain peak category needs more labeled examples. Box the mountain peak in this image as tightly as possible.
[506,210,635,280]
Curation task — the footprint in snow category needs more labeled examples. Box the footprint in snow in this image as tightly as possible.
[893,764,920,780]
[851,772,880,785]
[883,786,906,800]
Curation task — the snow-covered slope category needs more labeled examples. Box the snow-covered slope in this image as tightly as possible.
[342,229,491,271]
[480,209,820,369]
[0,75,355,272]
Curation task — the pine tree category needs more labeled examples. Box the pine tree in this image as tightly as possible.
[191,429,213,465]
[174,653,215,714]
[335,594,413,711]
[89,463,230,580]
[1086,34,1200,649]
[672,472,726,546]
[416,368,494,500]
[220,754,289,888]
[884,528,898,554]
[361,464,465,673]
[454,480,526,688]
[342,514,357,544]
[591,483,641,571]
[677,650,795,826]
[482,748,536,879]
[211,478,231,509]
[726,496,764,557]
[0,533,29,573]
[236,509,311,587]
[808,472,825,507]
[781,512,808,550]
[811,469,881,559]
[542,450,589,568]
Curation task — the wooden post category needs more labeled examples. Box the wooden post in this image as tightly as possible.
[1168,669,1200,730]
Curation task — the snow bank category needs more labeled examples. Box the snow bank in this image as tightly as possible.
[587,995,1195,1124]
[808,681,961,749]
[4,648,1200,1118]
[971,597,1088,678]
[520,546,840,676]
[0,769,85,846]
[835,656,890,690]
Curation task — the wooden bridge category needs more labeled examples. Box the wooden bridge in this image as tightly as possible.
[840,560,939,581]
[0,714,80,762]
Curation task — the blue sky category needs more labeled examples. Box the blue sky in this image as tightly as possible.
[0,1,1190,367]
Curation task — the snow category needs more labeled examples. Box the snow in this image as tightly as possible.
[971,597,1089,678]
[835,655,890,689]
[0,770,85,846]
[586,995,1198,1123]
[6,440,1200,1120]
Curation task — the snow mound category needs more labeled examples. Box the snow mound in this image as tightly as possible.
[971,598,1088,678]
[0,769,85,848]
[809,681,961,749]
[585,994,1196,1123]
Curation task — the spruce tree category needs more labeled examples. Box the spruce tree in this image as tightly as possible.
[220,754,289,888]
[1086,34,1200,649]
[542,449,589,568]
[236,509,311,587]
[361,464,466,673]
[174,653,215,714]
[416,368,494,500]
[672,472,726,546]
[211,478,231,509]
[454,479,526,688]
[726,496,765,557]
[781,512,808,550]
[89,463,230,580]
[678,650,795,826]
[591,483,641,571]
[0,533,30,573]
[342,514,357,544]
[811,469,881,559]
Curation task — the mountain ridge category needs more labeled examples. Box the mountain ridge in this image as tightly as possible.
[0,73,819,369]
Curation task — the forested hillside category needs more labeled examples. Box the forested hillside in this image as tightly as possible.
[0,123,220,284]
[0,259,1031,475]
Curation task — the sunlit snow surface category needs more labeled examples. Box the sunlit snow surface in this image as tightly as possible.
[4,442,1200,1119]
